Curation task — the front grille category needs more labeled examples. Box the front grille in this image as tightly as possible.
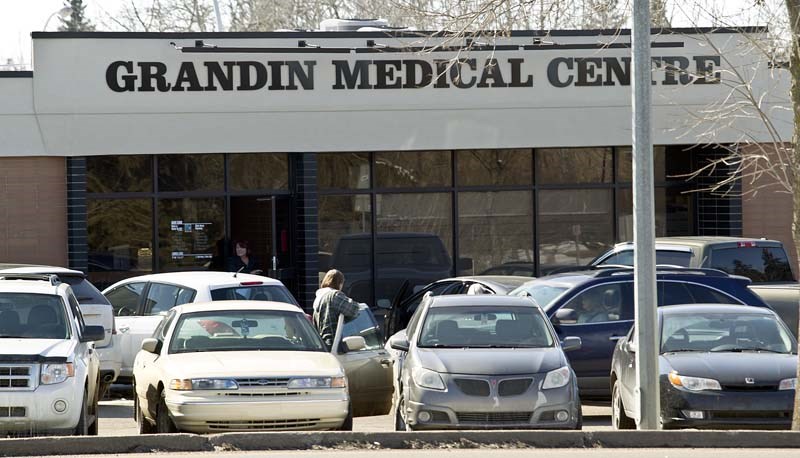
[710,411,791,419]
[0,407,26,418]
[721,384,778,392]
[0,365,34,390]
[454,379,490,397]
[498,378,532,396]
[235,378,291,388]
[456,412,533,424]
[206,418,320,430]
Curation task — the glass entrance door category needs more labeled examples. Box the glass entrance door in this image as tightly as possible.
[229,196,293,286]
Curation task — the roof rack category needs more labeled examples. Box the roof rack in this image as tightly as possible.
[0,273,61,286]
[593,266,729,278]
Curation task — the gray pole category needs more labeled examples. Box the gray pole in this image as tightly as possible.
[212,0,224,32]
[632,0,660,430]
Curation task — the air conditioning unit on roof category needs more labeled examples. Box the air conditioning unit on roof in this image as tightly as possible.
[319,18,389,31]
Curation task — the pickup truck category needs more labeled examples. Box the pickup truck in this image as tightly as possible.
[592,236,800,337]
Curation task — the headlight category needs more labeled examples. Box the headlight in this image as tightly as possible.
[542,366,571,389]
[668,371,721,391]
[412,367,446,391]
[41,363,74,385]
[287,377,347,389]
[779,378,797,390]
[169,378,238,391]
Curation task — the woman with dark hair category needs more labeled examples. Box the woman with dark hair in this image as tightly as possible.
[226,240,261,274]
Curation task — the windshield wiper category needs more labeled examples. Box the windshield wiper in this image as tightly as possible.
[663,349,702,353]
[0,335,29,339]
[713,347,787,354]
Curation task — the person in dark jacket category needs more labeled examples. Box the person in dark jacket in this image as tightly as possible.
[313,269,360,347]
[226,240,261,274]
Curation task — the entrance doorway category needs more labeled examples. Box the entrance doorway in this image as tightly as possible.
[229,196,293,287]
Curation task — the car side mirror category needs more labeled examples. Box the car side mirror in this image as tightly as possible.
[625,340,637,353]
[389,335,410,352]
[561,336,582,352]
[81,325,106,343]
[552,308,577,325]
[377,299,392,310]
[343,336,367,353]
[141,338,161,354]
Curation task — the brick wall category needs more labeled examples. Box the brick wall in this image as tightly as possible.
[0,157,68,266]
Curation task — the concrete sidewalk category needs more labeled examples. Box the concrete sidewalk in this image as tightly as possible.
[2,430,800,456]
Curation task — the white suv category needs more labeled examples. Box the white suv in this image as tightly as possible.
[0,265,120,397]
[103,272,298,382]
[0,274,104,435]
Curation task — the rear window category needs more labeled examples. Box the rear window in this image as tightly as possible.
[58,276,110,305]
[709,247,794,282]
[597,250,692,267]
[210,285,298,305]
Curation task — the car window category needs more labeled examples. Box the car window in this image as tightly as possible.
[561,283,630,324]
[398,282,457,327]
[176,288,196,306]
[341,307,382,350]
[144,283,182,315]
[106,282,146,316]
[58,276,110,305]
[601,250,634,266]
[406,301,426,338]
[661,313,794,354]
[67,293,87,336]
[658,282,694,306]
[510,282,569,308]
[153,310,177,341]
[685,283,740,304]
[418,305,553,348]
[209,285,297,305]
[0,293,70,339]
[595,250,691,267]
[709,247,795,282]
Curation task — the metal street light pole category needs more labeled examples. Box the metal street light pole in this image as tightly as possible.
[632,0,660,430]
[212,0,224,32]
[43,6,73,31]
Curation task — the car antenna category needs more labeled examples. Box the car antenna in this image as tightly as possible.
[233,266,245,278]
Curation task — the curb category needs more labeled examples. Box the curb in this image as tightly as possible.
[2,430,800,456]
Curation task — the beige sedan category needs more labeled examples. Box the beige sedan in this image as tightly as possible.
[132,301,357,433]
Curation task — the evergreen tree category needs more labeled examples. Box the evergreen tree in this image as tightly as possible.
[59,0,95,32]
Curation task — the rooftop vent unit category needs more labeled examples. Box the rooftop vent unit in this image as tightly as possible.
[319,18,389,31]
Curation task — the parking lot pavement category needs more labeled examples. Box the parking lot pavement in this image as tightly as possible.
[97,398,612,436]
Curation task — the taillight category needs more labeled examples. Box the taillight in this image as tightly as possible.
[240,281,263,286]
[737,241,757,248]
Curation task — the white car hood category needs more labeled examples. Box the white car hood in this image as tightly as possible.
[0,339,75,360]
[162,351,344,379]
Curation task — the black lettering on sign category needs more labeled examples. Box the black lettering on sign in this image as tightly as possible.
[603,57,630,86]
[433,60,451,88]
[508,58,533,88]
[547,57,574,88]
[204,61,236,91]
[660,56,691,85]
[403,60,433,89]
[450,58,477,89]
[106,61,136,92]
[286,60,315,90]
[477,58,508,88]
[332,60,372,89]
[237,61,268,90]
[137,62,171,92]
[693,56,721,84]
[576,58,603,86]
[173,62,203,92]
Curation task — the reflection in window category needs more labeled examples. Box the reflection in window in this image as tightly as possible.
[537,148,613,184]
[87,156,152,193]
[228,153,288,190]
[158,198,225,271]
[318,153,371,190]
[375,193,453,305]
[615,146,666,182]
[88,199,153,290]
[457,149,532,186]
[375,151,451,188]
[617,188,692,241]
[458,191,533,276]
[319,195,373,305]
[158,154,224,192]
[538,189,613,273]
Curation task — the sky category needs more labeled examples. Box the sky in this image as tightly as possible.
[0,0,780,69]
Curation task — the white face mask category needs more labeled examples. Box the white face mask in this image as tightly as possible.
[236,246,247,257]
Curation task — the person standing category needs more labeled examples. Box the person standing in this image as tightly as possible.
[226,240,261,274]
[313,269,360,347]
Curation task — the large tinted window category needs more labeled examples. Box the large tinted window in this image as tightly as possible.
[0,294,69,339]
[144,283,187,315]
[87,155,153,193]
[375,151,451,188]
[158,198,225,271]
[57,276,110,305]
[210,285,297,305]
[709,247,795,282]
[158,154,224,192]
[228,153,289,191]
[418,306,553,348]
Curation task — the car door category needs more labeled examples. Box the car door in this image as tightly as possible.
[337,306,393,416]
[616,325,637,416]
[134,310,176,418]
[384,280,461,339]
[68,293,100,400]
[105,281,148,378]
[549,281,634,398]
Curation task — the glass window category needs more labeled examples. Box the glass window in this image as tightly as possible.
[105,282,146,316]
[661,313,794,354]
[319,195,373,305]
[318,153,371,190]
[210,285,298,305]
[375,193,453,305]
[0,293,69,339]
[458,191,533,276]
[658,282,694,306]
[616,146,666,182]
[169,310,325,353]
[617,188,693,241]
[510,281,569,308]
[537,148,612,184]
[228,153,289,191]
[87,155,152,193]
[374,151,451,188]
[456,149,532,186]
[685,284,740,304]
[158,154,224,192]
[709,247,795,282]
[341,306,383,350]
[88,198,153,290]
[158,198,225,271]
[561,283,630,324]
[418,306,553,348]
[57,275,110,305]
[538,189,613,273]
[144,283,183,315]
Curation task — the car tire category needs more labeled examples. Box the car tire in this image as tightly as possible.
[338,405,353,431]
[88,381,99,436]
[135,393,156,434]
[574,402,583,430]
[394,394,412,431]
[612,381,636,430]
[74,390,89,436]
[155,391,178,434]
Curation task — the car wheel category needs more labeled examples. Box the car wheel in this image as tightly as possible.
[573,402,583,430]
[74,390,89,436]
[394,394,412,431]
[155,391,178,434]
[135,393,156,434]
[612,381,636,430]
[338,404,353,431]
[88,379,100,436]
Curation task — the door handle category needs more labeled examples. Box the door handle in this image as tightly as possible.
[609,335,625,341]
[380,358,393,367]
[119,326,130,333]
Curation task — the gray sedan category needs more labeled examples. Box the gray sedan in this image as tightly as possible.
[389,295,582,430]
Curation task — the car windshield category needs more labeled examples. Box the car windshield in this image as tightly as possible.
[169,310,325,353]
[418,305,554,348]
[661,313,795,354]
[0,293,70,339]
[509,282,569,308]
[210,285,298,305]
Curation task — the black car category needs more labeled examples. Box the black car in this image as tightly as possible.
[383,275,532,340]
[509,267,771,399]
[611,304,797,430]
